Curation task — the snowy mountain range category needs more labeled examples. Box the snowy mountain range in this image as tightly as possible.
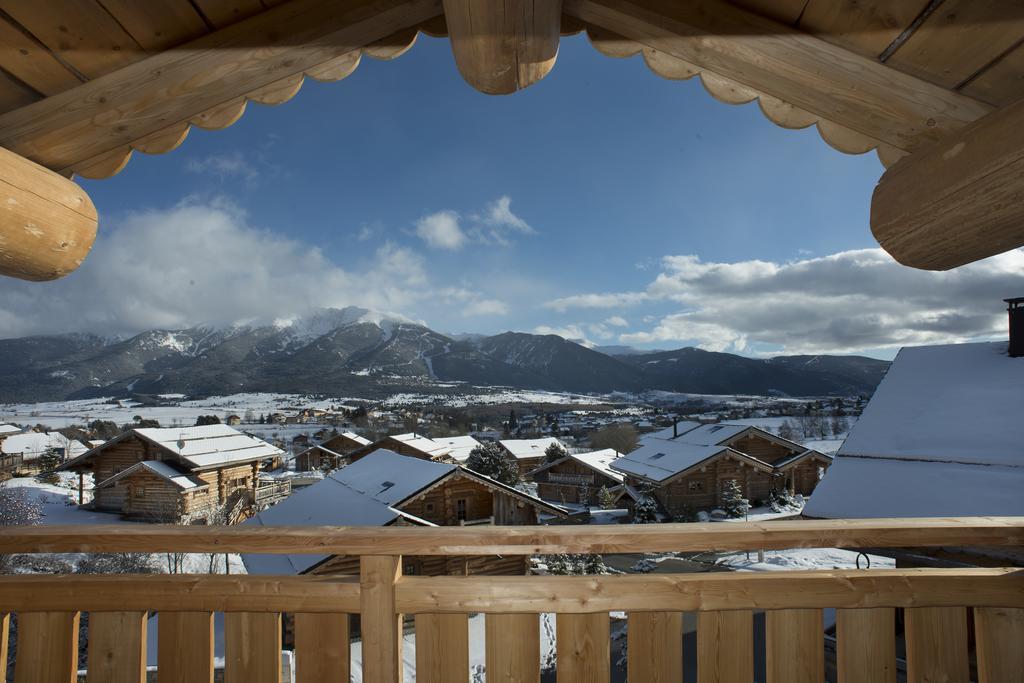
[0,307,889,402]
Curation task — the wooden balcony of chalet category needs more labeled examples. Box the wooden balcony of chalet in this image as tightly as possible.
[0,518,1021,682]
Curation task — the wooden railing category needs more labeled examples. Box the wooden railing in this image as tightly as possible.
[0,518,1022,682]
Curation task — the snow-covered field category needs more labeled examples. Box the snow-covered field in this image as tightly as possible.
[1,475,245,574]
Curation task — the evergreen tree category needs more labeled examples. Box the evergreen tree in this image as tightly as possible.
[544,441,567,464]
[721,479,749,519]
[507,410,518,432]
[465,442,520,486]
[35,447,63,485]
[597,486,616,510]
[633,489,658,523]
[195,415,221,426]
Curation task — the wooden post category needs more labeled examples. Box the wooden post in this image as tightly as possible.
[443,0,563,94]
[78,473,84,505]
[0,148,97,281]
[360,555,402,683]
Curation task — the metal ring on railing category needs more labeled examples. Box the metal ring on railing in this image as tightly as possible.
[855,552,871,570]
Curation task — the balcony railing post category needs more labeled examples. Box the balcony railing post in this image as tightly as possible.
[361,554,403,683]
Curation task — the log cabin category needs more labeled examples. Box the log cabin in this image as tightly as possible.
[499,437,567,476]
[319,431,371,455]
[294,444,347,472]
[61,424,284,523]
[242,449,567,578]
[529,448,626,506]
[346,432,453,463]
[0,430,88,477]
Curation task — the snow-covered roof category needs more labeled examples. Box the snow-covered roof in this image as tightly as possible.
[804,456,1024,518]
[242,450,454,575]
[339,431,371,446]
[642,422,702,442]
[499,437,565,460]
[435,435,483,462]
[670,423,751,446]
[385,433,452,458]
[774,449,832,470]
[95,460,208,491]
[805,341,1024,520]
[0,424,23,436]
[0,432,88,460]
[569,449,624,483]
[611,440,746,483]
[836,342,1023,467]
[134,424,283,469]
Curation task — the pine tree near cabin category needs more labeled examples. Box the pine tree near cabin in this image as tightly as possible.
[597,485,616,509]
[721,479,749,519]
[465,442,520,487]
[633,489,658,523]
[544,441,566,464]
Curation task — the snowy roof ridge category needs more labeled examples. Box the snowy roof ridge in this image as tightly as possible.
[95,460,208,491]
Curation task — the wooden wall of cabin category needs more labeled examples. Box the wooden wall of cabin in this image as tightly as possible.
[114,469,186,521]
[534,460,618,505]
[516,455,544,477]
[783,458,830,496]
[399,475,496,525]
[195,462,258,507]
[636,456,776,517]
[727,434,799,464]
[89,437,153,511]
[319,435,364,454]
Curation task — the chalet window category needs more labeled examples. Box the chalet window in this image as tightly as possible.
[688,480,704,493]
[425,502,435,513]
[134,487,145,498]
[456,499,467,521]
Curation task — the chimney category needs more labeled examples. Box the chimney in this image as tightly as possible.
[673,419,678,438]
[1007,297,1024,358]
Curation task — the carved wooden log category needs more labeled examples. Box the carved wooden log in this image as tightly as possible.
[0,148,97,281]
[443,0,562,94]
[871,96,1024,270]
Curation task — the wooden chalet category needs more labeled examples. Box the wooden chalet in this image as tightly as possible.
[2,0,1024,680]
[657,422,833,495]
[319,430,372,455]
[499,437,567,475]
[61,424,285,523]
[243,449,567,578]
[347,432,453,463]
[529,448,626,505]
[0,430,87,477]
[294,444,346,472]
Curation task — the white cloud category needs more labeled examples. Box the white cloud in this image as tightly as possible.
[463,299,508,316]
[605,316,628,327]
[185,152,259,183]
[533,324,593,346]
[414,196,536,250]
[548,248,1024,355]
[0,200,479,338]
[415,210,466,250]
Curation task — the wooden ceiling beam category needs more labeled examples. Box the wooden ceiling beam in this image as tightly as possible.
[564,0,993,152]
[0,148,97,281]
[871,95,1024,270]
[0,0,443,173]
[443,0,563,94]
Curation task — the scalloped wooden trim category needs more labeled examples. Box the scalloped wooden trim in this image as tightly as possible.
[585,25,642,58]
[699,71,758,105]
[190,98,248,131]
[757,94,817,130]
[247,73,305,105]
[641,48,699,80]
[132,122,191,155]
[364,27,419,60]
[579,23,889,161]
[70,146,133,179]
[876,144,909,168]
[305,52,363,83]
[816,119,878,155]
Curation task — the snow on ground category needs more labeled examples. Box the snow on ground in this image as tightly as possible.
[717,547,895,572]
[717,501,804,522]
[2,475,246,574]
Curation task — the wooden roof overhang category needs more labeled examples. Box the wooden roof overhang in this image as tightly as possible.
[0,0,1022,281]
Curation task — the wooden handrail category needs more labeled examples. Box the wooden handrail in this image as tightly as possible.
[396,568,1024,613]
[0,517,1021,555]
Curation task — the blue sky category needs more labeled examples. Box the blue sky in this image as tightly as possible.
[3,33,1020,358]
